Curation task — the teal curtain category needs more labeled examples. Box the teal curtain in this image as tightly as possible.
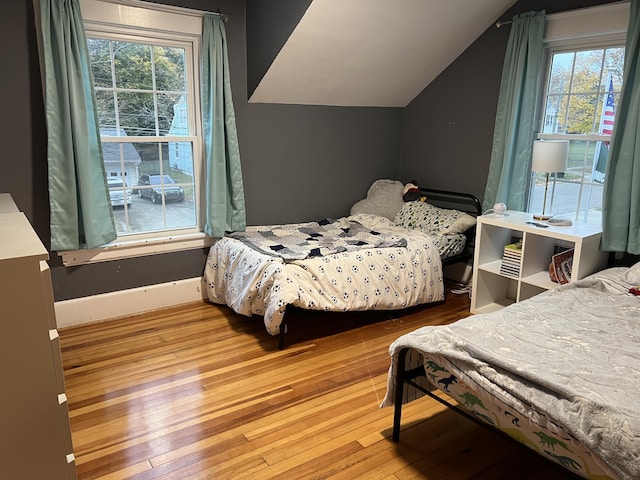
[37,0,116,250]
[482,11,545,212]
[601,0,640,254]
[201,15,246,238]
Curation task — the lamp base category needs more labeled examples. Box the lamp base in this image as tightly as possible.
[532,213,553,221]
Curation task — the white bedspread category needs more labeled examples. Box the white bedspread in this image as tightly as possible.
[204,214,444,335]
[383,268,640,480]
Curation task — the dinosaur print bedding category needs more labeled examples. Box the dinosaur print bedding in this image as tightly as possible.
[383,267,640,480]
[205,214,446,336]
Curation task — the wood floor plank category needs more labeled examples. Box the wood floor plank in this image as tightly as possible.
[60,285,580,479]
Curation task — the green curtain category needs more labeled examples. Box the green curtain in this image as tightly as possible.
[601,0,640,254]
[201,15,246,238]
[482,11,545,212]
[37,0,116,250]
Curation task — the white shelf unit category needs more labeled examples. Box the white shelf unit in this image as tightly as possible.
[0,196,77,479]
[471,211,608,314]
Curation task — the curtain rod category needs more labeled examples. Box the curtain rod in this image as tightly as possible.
[495,20,512,28]
[205,9,228,23]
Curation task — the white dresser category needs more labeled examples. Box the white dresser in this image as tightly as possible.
[0,194,77,479]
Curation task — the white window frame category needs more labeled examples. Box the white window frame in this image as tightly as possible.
[61,0,212,266]
[528,2,629,224]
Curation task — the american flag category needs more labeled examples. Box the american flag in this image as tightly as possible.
[592,75,615,184]
[600,76,615,139]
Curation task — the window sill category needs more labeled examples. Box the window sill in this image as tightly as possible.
[59,232,213,266]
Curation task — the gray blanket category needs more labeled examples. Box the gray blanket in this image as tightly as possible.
[228,217,407,260]
[384,268,640,480]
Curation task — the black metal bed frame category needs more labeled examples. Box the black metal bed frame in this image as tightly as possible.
[418,187,482,267]
[391,347,494,442]
[277,187,482,350]
[390,347,593,480]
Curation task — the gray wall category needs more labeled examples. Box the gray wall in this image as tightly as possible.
[399,0,622,204]
[0,0,401,301]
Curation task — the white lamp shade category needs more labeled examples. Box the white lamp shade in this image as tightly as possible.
[532,140,568,173]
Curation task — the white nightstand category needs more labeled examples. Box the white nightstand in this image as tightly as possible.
[470,211,608,314]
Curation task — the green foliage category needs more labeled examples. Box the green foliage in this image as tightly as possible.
[87,38,186,137]
[545,47,624,135]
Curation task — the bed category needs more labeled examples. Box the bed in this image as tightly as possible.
[204,180,481,348]
[382,265,640,480]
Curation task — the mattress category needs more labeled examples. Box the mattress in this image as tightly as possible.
[205,214,447,336]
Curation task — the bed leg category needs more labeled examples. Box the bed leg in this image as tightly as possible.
[278,319,287,350]
[392,348,409,442]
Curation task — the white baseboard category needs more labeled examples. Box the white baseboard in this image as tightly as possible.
[54,276,208,329]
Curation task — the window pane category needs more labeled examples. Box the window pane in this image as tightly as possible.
[167,95,189,136]
[543,94,568,134]
[548,52,574,95]
[109,141,196,235]
[169,141,194,175]
[157,93,184,136]
[571,50,604,93]
[118,91,156,136]
[547,52,575,94]
[565,93,598,134]
[95,90,116,131]
[88,38,113,88]
[136,141,194,188]
[114,41,153,90]
[154,46,186,92]
[604,48,625,90]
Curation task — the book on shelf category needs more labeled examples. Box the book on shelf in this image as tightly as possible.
[500,239,523,277]
[501,257,521,266]
[502,252,521,260]
[504,239,523,252]
[549,248,574,284]
[499,267,520,278]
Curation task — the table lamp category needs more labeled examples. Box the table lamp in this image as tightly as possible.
[531,140,568,220]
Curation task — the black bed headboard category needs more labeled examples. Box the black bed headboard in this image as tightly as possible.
[415,187,482,267]
[419,188,482,217]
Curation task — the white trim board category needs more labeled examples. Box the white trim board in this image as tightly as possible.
[545,1,630,46]
[54,276,208,329]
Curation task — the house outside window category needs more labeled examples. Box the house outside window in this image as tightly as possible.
[529,3,629,225]
[63,0,209,265]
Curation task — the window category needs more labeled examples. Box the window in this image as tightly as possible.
[89,36,198,235]
[529,3,629,225]
[532,45,624,224]
[64,0,210,265]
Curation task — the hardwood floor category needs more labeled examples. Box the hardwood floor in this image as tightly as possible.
[60,285,577,479]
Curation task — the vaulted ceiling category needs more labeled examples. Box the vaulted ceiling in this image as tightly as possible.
[249,0,517,107]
